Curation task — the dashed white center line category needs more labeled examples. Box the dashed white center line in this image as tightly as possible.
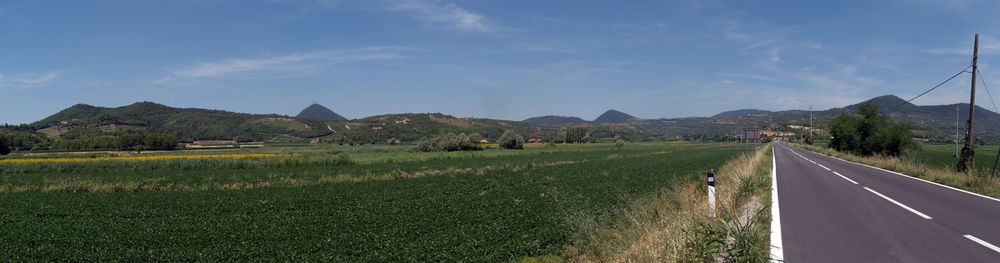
[864,187,933,219]
[783,144,1000,257]
[832,171,859,185]
[964,235,1000,254]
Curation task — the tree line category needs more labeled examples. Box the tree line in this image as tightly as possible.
[0,132,177,153]
[415,130,525,152]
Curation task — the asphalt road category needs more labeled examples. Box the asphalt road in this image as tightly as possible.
[772,143,1000,262]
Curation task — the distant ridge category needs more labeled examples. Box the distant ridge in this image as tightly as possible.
[523,115,589,125]
[296,103,347,121]
[17,94,1000,145]
[593,110,637,123]
[712,109,771,118]
[29,101,326,141]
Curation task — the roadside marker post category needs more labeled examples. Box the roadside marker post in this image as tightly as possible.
[708,171,716,217]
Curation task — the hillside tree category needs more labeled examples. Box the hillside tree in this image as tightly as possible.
[566,127,587,143]
[0,134,10,155]
[828,103,913,156]
[499,130,524,150]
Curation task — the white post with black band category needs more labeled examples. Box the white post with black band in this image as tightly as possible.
[707,171,716,217]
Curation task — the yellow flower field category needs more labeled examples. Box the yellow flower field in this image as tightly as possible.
[0,153,282,164]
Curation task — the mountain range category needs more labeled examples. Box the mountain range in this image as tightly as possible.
[522,115,589,125]
[521,110,637,125]
[7,95,1000,145]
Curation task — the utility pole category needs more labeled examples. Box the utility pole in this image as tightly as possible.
[960,33,979,173]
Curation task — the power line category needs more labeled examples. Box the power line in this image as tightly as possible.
[979,67,1000,179]
[892,64,972,109]
[977,67,999,113]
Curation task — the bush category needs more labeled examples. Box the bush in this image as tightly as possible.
[615,139,625,150]
[0,134,10,155]
[499,130,524,150]
[416,133,481,152]
[959,144,976,173]
[416,137,437,152]
[828,103,913,157]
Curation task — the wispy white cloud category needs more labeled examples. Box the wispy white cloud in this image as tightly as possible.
[793,65,880,94]
[705,14,892,111]
[514,44,578,54]
[899,0,985,9]
[149,76,173,84]
[383,0,488,32]
[725,73,778,82]
[164,46,420,79]
[711,17,824,65]
[0,71,61,88]
[921,35,1000,55]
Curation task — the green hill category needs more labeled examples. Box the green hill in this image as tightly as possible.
[32,102,333,141]
[296,103,348,121]
[593,110,637,123]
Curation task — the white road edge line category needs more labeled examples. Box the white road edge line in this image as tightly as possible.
[832,171,859,185]
[801,147,1000,204]
[863,187,933,219]
[964,234,1000,254]
[817,164,831,171]
[770,145,784,262]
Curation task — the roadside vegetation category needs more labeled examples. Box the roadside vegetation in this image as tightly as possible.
[558,143,773,262]
[910,144,1000,176]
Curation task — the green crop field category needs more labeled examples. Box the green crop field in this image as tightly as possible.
[0,142,743,261]
[911,143,1000,176]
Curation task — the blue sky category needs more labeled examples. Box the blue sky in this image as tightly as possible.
[3,0,1000,124]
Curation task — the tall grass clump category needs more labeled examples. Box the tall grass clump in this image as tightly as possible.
[677,145,772,263]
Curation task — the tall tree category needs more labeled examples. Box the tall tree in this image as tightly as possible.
[0,134,10,155]
[828,103,913,157]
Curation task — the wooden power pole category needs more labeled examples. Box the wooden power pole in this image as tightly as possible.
[960,34,979,172]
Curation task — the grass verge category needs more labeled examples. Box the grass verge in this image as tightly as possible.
[562,144,773,262]
[790,143,1000,199]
